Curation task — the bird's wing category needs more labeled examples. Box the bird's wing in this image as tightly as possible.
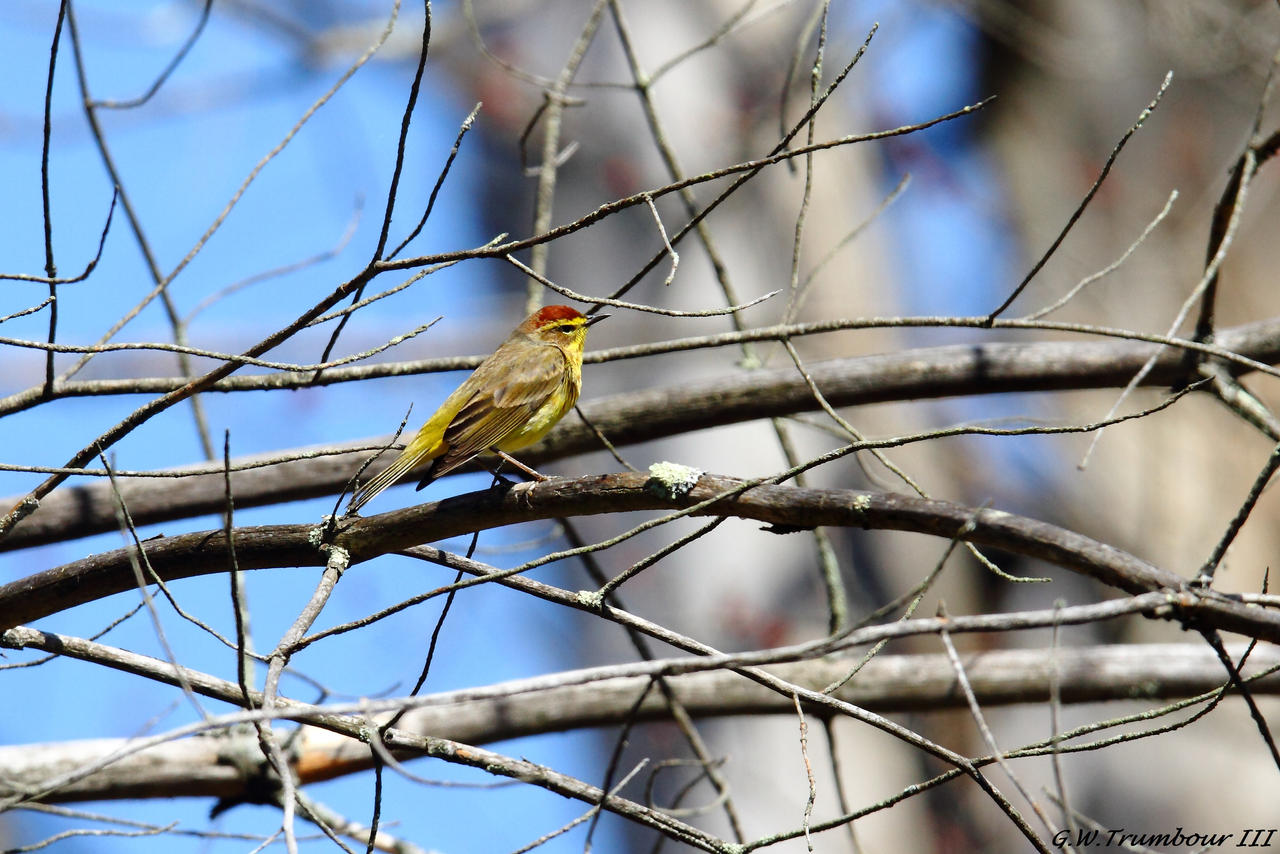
[427,346,568,479]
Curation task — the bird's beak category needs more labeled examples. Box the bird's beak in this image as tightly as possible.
[585,313,610,326]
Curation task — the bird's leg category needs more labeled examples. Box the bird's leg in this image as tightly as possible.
[492,449,548,482]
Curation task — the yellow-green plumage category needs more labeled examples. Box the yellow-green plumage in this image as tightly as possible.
[347,306,602,514]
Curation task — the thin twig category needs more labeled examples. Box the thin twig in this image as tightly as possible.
[1197,439,1280,585]
[793,693,817,852]
[524,0,610,313]
[505,254,778,316]
[91,0,214,109]
[937,603,1058,844]
[986,72,1172,320]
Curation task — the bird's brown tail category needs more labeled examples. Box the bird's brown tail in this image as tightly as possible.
[347,451,420,514]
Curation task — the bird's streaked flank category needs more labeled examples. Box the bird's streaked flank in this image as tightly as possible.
[347,305,607,514]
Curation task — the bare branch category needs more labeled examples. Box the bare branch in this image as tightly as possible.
[4,473,1279,642]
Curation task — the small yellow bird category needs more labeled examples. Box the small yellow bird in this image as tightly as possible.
[347,305,607,514]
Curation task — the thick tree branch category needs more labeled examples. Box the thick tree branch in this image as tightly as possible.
[0,640,1273,804]
[2,472,1277,642]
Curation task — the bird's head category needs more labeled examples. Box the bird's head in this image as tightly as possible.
[521,305,608,354]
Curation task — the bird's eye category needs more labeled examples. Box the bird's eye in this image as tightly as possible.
[556,324,576,333]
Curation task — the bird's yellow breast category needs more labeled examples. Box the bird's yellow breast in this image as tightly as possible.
[495,366,581,452]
